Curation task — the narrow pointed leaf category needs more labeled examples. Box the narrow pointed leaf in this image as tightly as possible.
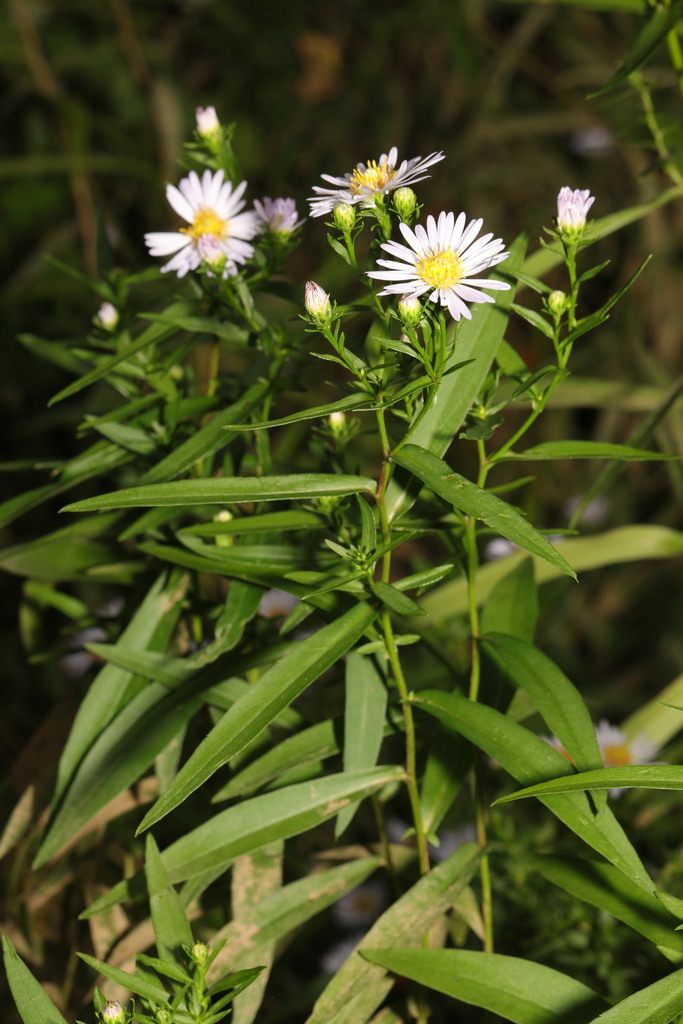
[480,558,537,642]
[500,440,676,461]
[2,936,69,1024]
[137,602,378,832]
[62,473,377,512]
[392,444,576,579]
[76,952,169,1004]
[227,392,376,430]
[304,842,480,1024]
[362,948,606,1024]
[584,966,683,1024]
[419,526,683,620]
[496,765,683,803]
[145,834,194,965]
[526,855,683,961]
[157,767,404,883]
[336,652,388,837]
[413,690,653,892]
[481,633,604,782]
[206,856,382,985]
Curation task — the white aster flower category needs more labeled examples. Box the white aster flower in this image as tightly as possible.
[254,196,303,235]
[368,211,510,322]
[144,169,259,278]
[595,720,659,769]
[308,146,445,217]
[556,186,595,234]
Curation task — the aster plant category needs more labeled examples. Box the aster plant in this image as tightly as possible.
[4,92,683,1024]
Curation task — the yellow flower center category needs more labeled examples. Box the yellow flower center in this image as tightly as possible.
[415,249,465,289]
[603,742,633,767]
[181,206,229,244]
[350,158,396,194]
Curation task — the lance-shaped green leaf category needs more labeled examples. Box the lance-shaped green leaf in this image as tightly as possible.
[214,719,342,801]
[137,602,378,832]
[141,377,272,484]
[77,952,170,1005]
[82,768,400,916]
[385,235,525,523]
[155,767,404,883]
[419,525,683,620]
[180,510,325,538]
[336,652,388,837]
[62,473,377,512]
[584,966,683,1024]
[496,765,683,804]
[2,936,69,1024]
[392,444,576,579]
[362,948,607,1024]
[497,440,677,462]
[227,392,377,430]
[145,833,194,965]
[593,3,683,96]
[481,633,604,781]
[55,571,187,801]
[304,842,480,1024]
[525,855,683,963]
[225,841,283,1024]
[34,673,202,867]
[206,856,382,985]
[413,690,653,892]
[622,672,683,751]
[480,557,537,643]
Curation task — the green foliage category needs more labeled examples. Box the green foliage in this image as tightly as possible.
[4,4,683,1024]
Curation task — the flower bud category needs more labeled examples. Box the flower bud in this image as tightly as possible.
[398,294,422,328]
[101,1001,125,1024]
[304,281,332,323]
[155,1008,172,1024]
[547,290,569,317]
[190,941,210,967]
[96,302,119,331]
[328,410,346,436]
[393,186,417,221]
[213,509,233,547]
[556,186,595,241]
[333,202,356,232]
[195,106,220,140]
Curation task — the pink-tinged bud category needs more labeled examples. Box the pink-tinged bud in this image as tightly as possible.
[195,105,220,139]
[101,1001,125,1024]
[304,281,332,322]
[96,301,119,330]
[556,187,595,238]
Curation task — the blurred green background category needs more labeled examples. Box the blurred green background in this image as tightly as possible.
[2,0,683,1017]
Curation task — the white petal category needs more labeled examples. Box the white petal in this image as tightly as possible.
[145,231,188,256]
[165,185,194,223]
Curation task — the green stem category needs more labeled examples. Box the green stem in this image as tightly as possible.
[374,405,430,879]
[464,438,494,953]
[634,69,683,190]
